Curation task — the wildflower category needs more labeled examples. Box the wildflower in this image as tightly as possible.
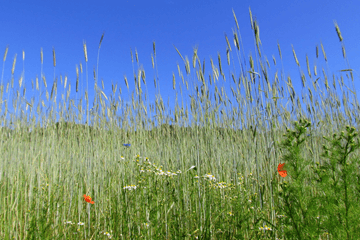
[123,143,131,147]
[264,225,272,231]
[123,185,137,190]
[165,171,177,176]
[100,231,112,239]
[155,170,165,175]
[64,221,74,225]
[78,222,85,225]
[83,194,95,204]
[277,163,287,177]
[204,174,216,181]
[259,225,272,231]
[215,182,227,189]
[194,175,199,179]
[228,211,233,216]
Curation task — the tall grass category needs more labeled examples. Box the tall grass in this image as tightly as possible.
[0,7,359,239]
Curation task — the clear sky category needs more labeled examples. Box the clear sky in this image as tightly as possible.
[0,0,359,131]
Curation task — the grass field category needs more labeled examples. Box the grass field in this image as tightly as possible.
[0,8,360,239]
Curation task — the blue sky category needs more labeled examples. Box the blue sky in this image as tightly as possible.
[0,0,359,131]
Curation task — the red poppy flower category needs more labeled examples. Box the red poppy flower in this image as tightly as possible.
[83,194,95,204]
[277,163,287,178]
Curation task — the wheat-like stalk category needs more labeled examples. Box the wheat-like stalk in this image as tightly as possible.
[172,72,176,90]
[124,75,129,90]
[277,41,282,60]
[42,75,47,88]
[320,42,327,62]
[76,65,79,93]
[52,48,56,67]
[3,45,8,62]
[334,21,343,42]
[11,54,17,76]
[306,54,311,77]
[83,41,88,63]
[291,45,300,67]
[233,32,240,51]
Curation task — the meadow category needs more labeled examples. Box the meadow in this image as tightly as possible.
[0,8,360,239]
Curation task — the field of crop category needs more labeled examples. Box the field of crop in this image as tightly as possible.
[0,8,359,239]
